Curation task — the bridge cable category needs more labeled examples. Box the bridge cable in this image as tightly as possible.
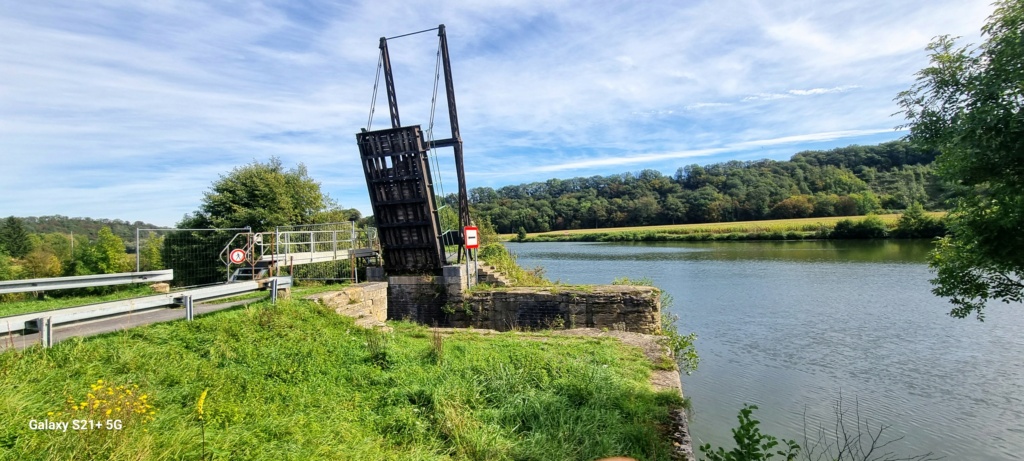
[386,27,439,41]
[425,35,457,257]
[366,50,383,131]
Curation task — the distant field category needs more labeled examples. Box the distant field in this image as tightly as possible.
[500,213,945,241]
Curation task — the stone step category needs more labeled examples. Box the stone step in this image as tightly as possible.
[476,263,510,287]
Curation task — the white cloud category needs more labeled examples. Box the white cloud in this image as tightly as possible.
[526,128,902,173]
[788,85,860,96]
[0,0,996,224]
[744,85,859,101]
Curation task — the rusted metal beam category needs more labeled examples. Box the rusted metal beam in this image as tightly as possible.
[438,24,472,262]
[380,37,401,129]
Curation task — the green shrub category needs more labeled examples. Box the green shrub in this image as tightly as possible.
[700,404,799,461]
[830,215,888,239]
[515,226,527,241]
[891,203,946,238]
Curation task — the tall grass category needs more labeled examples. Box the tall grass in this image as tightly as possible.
[477,243,550,286]
[0,297,681,460]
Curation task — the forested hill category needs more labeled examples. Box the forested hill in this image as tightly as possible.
[470,140,949,234]
[14,216,159,242]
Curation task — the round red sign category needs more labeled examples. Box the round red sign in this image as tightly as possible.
[229,249,247,264]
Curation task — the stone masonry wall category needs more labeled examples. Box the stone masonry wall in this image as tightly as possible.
[449,286,661,334]
[306,282,387,328]
[387,276,449,323]
[387,266,469,324]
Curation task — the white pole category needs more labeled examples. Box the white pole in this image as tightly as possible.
[135,228,141,272]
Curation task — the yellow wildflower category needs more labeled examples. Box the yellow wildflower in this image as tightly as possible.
[197,389,209,421]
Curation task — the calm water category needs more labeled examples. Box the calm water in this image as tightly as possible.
[505,240,1024,460]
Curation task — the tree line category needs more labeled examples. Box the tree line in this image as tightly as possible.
[15,216,158,243]
[0,157,364,287]
[0,216,145,283]
[469,140,947,234]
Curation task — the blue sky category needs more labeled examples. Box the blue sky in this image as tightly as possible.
[1,0,994,227]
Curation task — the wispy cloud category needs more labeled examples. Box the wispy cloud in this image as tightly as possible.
[744,85,860,101]
[0,0,994,225]
[528,128,901,173]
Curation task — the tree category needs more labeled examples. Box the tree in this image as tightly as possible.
[892,203,946,239]
[0,216,31,258]
[0,249,12,281]
[771,195,814,219]
[38,233,73,266]
[93,227,131,274]
[23,249,62,279]
[896,0,1024,319]
[139,234,165,271]
[67,234,97,276]
[185,158,336,232]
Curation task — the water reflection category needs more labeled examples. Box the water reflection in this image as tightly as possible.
[518,240,935,264]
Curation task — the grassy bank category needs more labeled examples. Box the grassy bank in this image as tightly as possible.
[0,296,682,460]
[507,213,945,243]
[477,243,551,287]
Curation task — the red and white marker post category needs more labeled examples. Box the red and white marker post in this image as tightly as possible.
[464,226,478,288]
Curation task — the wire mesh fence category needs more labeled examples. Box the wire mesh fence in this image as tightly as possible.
[135,228,248,288]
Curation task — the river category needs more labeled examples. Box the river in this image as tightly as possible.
[504,240,1024,460]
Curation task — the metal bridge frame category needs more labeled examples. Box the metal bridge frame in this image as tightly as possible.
[219,223,380,281]
[360,24,471,274]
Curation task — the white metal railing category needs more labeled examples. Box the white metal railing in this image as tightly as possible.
[0,277,291,346]
[0,270,173,295]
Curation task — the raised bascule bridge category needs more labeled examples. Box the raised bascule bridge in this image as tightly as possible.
[350,24,499,323]
[356,24,473,276]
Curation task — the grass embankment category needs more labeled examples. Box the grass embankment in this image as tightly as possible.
[477,244,551,287]
[0,296,682,460]
[508,213,945,243]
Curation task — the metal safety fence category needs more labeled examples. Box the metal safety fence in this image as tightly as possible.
[135,227,249,288]
[268,222,380,282]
